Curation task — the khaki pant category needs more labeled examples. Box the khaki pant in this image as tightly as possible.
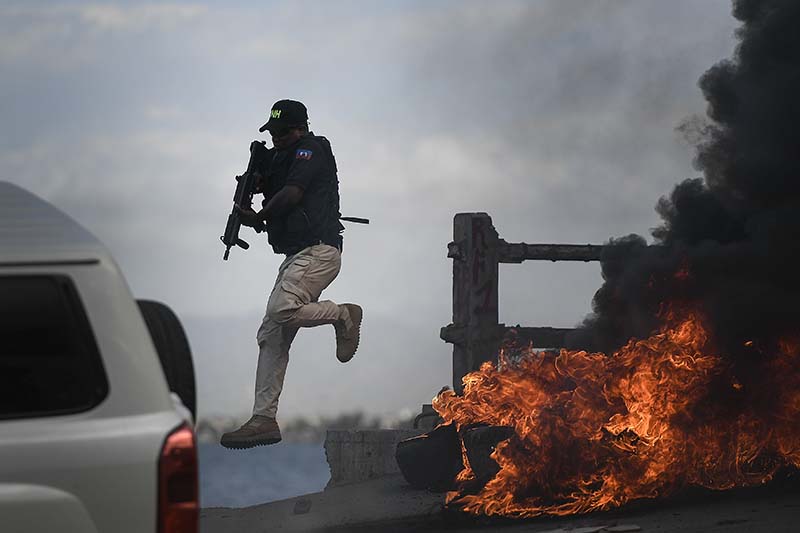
[253,244,343,417]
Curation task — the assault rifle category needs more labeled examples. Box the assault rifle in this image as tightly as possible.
[220,140,273,260]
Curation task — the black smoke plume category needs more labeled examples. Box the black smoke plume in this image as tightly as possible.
[571,0,800,382]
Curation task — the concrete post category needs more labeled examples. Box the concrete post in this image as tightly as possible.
[440,213,501,394]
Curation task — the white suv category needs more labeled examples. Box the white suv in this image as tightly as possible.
[0,182,198,533]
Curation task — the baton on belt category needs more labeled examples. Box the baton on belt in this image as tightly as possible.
[340,216,369,224]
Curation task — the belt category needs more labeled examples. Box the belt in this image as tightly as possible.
[283,240,342,257]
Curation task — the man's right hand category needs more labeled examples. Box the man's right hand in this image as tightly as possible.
[235,204,261,227]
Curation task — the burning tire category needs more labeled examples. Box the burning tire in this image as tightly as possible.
[396,423,463,491]
[137,300,197,421]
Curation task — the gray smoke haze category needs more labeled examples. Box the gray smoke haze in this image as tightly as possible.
[0,1,737,420]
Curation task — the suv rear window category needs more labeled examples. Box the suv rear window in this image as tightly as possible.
[0,276,108,419]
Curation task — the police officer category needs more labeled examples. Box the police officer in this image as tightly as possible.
[221,100,363,449]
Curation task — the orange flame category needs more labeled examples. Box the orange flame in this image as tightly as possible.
[433,310,800,517]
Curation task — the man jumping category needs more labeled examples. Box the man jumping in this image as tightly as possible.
[221,99,363,449]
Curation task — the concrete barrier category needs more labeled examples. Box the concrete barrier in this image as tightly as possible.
[324,429,425,487]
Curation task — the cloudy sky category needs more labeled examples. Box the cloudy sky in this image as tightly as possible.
[1,1,739,421]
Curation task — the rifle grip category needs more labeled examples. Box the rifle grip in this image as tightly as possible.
[236,238,250,250]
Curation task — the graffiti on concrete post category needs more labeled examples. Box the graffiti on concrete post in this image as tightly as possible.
[441,213,500,393]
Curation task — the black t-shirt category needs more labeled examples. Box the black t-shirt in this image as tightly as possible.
[261,133,344,255]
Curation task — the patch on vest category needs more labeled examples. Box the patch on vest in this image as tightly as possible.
[296,149,313,160]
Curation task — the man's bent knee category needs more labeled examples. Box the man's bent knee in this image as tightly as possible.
[257,318,281,347]
[268,306,299,325]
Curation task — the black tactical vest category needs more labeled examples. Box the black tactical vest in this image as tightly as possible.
[261,134,344,255]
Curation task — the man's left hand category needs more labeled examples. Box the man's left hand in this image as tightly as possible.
[235,204,261,227]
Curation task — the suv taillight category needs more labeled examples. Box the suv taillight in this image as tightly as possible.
[158,423,198,533]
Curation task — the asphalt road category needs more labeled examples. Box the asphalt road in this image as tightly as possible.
[201,475,800,532]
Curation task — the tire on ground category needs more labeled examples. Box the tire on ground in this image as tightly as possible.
[136,300,197,422]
